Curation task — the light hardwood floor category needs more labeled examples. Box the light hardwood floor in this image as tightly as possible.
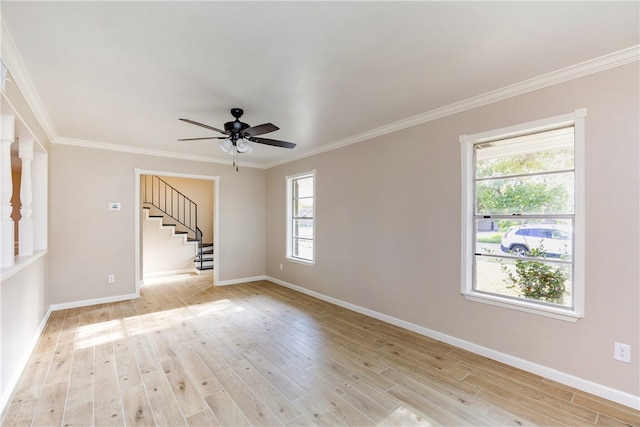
[2,274,638,426]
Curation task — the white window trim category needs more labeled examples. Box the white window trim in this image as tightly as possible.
[285,170,316,266]
[460,109,586,322]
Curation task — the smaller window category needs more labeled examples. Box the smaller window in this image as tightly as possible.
[286,171,315,264]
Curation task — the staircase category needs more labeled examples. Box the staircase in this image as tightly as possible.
[144,208,192,239]
[142,207,198,277]
[195,242,214,271]
[142,175,214,274]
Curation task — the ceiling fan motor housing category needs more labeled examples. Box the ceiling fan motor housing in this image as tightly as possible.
[224,119,250,138]
[225,107,249,139]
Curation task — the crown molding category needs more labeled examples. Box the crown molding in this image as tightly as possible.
[1,19,58,142]
[54,137,264,169]
[266,45,640,169]
[1,90,47,155]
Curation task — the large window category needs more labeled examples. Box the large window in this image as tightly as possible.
[461,110,585,321]
[286,171,315,264]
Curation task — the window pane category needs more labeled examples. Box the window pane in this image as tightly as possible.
[476,218,572,260]
[293,238,313,260]
[475,127,574,179]
[288,172,315,262]
[474,219,503,257]
[476,172,574,215]
[293,219,313,238]
[475,255,572,308]
[294,177,313,198]
[294,199,314,218]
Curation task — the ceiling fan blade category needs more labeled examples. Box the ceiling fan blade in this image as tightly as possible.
[178,136,228,141]
[179,118,228,134]
[244,123,279,137]
[247,136,296,149]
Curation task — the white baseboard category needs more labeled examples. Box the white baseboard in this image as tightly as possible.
[216,275,266,286]
[265,276,640,411]
[49,292,139,311]
[195,268,213,275]
[0,305,53,412]
[142,267,197,280]
[143,268,196,279]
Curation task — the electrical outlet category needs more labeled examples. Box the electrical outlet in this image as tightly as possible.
[614,342,631,363]
[279,263,283,270]
[108,274,115,284]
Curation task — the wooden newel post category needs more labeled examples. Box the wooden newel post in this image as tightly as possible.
[1,114,15,267]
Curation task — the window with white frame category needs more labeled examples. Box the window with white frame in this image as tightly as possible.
[286,171,315,264]
[460,110,585,321]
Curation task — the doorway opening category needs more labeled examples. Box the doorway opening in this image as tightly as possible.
[134,169,219,295]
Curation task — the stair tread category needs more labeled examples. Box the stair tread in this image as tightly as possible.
[142,208,205,250]
[195,257,214,262]
[196,265,214,271]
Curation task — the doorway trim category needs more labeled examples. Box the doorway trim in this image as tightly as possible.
[134,168,220,294]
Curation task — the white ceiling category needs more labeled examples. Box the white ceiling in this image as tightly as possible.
[1,1,638,168]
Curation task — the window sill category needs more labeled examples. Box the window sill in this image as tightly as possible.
[1,250,48,281]
[286,256,315,267]
[462,291,582,322]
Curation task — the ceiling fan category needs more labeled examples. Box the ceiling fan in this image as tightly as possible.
[179,108,296,171]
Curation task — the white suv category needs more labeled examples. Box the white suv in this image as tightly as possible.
[501,225,571,258]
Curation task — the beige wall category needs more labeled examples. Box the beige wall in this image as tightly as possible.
[1,255,47,392]
[265,63,639,397]
[142,214,197,277]
[49,145,265,303]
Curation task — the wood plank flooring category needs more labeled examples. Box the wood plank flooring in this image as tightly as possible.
[2,274,638,426]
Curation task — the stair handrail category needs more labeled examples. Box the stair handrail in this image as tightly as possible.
[142,175,202,245]
[196,227,205,270]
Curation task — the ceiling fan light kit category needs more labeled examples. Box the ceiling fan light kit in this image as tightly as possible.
[235,139,253,154]
[219,139,234,154]
[179,108,295,171]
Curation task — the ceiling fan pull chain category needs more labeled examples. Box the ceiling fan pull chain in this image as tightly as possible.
[234,148,239,172]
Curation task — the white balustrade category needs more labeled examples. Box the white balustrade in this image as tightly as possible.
[33,152,47,251]
[19,137,34,256]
